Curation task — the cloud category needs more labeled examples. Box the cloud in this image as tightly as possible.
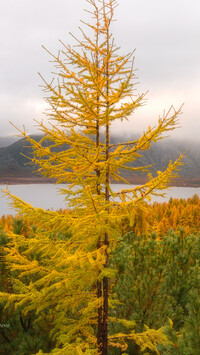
[0,0,199,141]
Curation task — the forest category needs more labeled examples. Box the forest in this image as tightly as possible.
[0,195,200,354]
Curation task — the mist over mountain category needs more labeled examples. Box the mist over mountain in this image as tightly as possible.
[0,136,19,148]
[0,134,200,186]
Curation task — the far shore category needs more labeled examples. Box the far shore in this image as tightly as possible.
[0,176,200,188]
[0,177,56,185]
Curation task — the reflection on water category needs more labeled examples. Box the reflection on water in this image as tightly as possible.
[0,183,200,216]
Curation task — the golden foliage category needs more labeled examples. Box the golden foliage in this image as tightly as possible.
[120,194,200,237]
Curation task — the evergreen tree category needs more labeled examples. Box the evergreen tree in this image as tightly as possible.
[0,0,182,353]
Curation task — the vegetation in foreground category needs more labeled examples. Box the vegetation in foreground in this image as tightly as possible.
[0,196,200,354]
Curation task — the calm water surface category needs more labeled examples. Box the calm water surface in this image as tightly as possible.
[0,183,200,216]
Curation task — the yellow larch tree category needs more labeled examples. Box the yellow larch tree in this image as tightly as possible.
[0,0,182,354]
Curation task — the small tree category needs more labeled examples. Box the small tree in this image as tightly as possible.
[1,0,182,353]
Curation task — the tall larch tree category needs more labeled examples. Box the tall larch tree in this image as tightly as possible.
[0,0,182,354]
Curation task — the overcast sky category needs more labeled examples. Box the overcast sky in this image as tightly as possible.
[0,0,199,141]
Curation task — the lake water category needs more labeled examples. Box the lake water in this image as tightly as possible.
[0,183,200,216]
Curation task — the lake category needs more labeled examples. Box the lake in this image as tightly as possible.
[0,183,200,216]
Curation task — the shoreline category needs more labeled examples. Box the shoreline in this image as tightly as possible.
[0,177,200,188]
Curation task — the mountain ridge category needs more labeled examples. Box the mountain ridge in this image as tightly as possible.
[0,135,200,186]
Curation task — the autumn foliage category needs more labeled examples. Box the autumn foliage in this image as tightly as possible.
[120,193,200,237]
[1,193,200,239]
[0,196,200,354]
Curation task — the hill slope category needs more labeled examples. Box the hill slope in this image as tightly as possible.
[0,136,19,148]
